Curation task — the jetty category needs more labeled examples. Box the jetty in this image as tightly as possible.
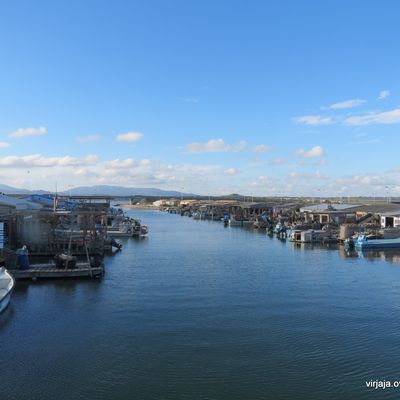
[8,262,104,280]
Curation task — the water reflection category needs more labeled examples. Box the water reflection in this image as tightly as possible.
[340,245,400,265]
[3,210,400,400]
[290,241,339,252]
[0,304,15,331]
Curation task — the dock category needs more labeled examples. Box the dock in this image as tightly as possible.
[8,263,104,280]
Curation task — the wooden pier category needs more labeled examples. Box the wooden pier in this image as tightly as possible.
[8,262,104,280]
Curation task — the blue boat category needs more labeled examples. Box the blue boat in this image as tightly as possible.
[355,235,400,250]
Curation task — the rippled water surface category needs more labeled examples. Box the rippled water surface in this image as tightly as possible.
[2,210,400,399]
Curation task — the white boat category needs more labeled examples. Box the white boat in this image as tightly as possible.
[0,267,15,313]
[107,220,149,238]
[107,223,133,238]
[229,219,243,226]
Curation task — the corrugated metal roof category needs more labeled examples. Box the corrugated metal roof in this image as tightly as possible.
[300,203,359,212]
[350,204,400,214]
[381,210,400,217]
[0,194,41,210]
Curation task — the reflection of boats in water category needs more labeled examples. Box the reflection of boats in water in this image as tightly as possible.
[339,243,400,265]
[229,216,254,227]
[228,215,243,226]
[0,267,15,313]
[360,250,400,264]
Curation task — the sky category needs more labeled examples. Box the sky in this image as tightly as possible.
[0,0,400,196]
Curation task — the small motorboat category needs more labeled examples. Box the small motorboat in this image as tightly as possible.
[132,224,149,238]
[0,267,15,313]
[355,235,400,250]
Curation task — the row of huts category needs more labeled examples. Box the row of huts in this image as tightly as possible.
[156,198,400,229]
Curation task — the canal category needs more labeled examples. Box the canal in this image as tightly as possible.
[1,209,400,399]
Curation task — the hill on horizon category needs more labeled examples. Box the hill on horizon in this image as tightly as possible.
[0,183,197,197]
[59,185,197,197]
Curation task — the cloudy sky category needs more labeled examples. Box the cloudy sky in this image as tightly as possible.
[0,0,399,196]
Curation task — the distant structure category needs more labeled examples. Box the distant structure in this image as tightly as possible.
[152,199,180,207]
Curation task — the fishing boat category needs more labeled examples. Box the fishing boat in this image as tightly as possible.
[355,235,400,250]
[107,222,135,237]
[107,219,149,238]
[132,223,149,238]
[0,267,15,313]
[229,218,243,227]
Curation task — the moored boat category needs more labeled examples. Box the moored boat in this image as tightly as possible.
[0,267,15,313]
[132,224,149,238]
[355,235,400,250]
[107,225,135,237]
[229,218,243,227]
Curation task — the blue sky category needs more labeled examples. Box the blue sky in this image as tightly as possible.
[0,0,400,196]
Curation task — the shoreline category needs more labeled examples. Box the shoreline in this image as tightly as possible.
[118,204,158,210]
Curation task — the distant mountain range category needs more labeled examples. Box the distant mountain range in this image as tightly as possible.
[61,185,196,197]
[0,184,42,195]
[0,184,196,197]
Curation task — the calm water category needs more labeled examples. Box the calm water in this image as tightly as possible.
[2,210,400,399]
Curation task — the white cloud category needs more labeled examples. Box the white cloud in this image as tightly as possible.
[344,108,400,126]
[377,90,390,100]
[296,146,324,158]
[251,175,273,187]
[295,115,332,125]
[185,139,246,153]
[105,158,136,169]
[251,144,272,153]
[289,171,327,179]
[8,126,46,138]
[76,134,100,143]
[257,175,271,184]
[81,155,99,164]
[116,131,144,142]
[327,99,366,109]
[0,154,99,168]
[224,168,239,176]
[2,150,400,196]
[0,142,11,148]
[105,158,152,169]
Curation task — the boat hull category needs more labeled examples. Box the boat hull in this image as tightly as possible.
[355,238,400,250]
[0,291,11,313]
[0,268,15,313]
[356,242,400,250]
[229,220,243,226]
[107,230,133,238]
